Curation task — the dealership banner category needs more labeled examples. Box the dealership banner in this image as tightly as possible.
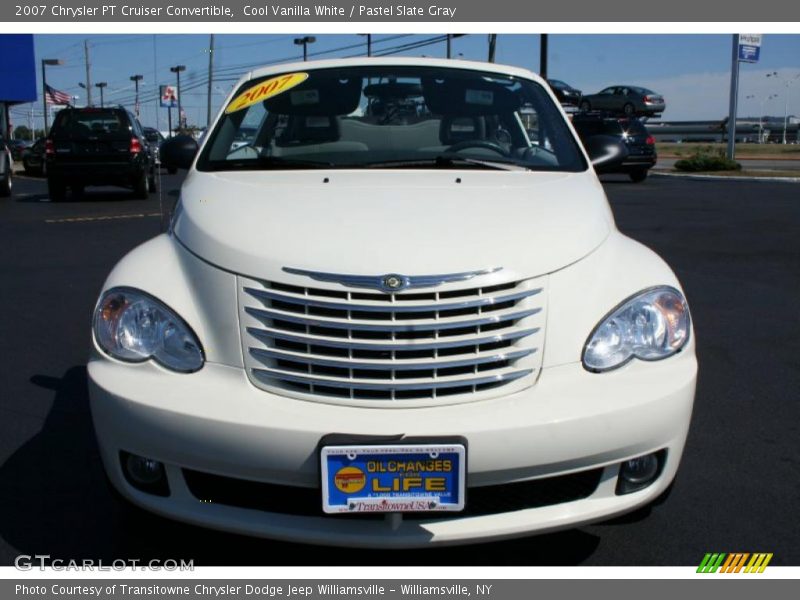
[3,0,800,22]
[4,579,800,599]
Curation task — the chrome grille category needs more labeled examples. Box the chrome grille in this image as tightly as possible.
[239,274,546,406]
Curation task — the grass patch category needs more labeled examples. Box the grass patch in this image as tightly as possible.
[659,142,800,159]
[674,146,741,172]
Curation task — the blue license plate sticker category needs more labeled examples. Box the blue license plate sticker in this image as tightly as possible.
[321,444,466,514]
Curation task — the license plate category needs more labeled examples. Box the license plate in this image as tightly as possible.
[321,443,466,514]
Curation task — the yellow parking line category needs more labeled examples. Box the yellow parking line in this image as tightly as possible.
[46,213,161,224]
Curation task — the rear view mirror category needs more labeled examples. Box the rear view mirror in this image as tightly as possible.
[160,135,198,171]
[584,135,629,172]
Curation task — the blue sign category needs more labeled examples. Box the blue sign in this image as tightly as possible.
[738,45,761,63]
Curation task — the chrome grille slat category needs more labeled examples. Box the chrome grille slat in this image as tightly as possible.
[250,347,535,371]
[253,367,534,392]
[245,306,542,332]
[247,326,539,352]
[240,274,545,406]
[244,286,542,313]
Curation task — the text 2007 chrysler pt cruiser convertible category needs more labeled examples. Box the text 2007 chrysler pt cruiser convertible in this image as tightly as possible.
[88,58,696,548]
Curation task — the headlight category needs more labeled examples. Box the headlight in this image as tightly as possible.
[583,286,690,372]
[93,287,204,373]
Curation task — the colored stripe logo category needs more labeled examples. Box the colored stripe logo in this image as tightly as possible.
[697,553,773,573]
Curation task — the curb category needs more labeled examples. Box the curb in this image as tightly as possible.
[651,171,800,183]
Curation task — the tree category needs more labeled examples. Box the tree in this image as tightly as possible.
[13,125,32,140]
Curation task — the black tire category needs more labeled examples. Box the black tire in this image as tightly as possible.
[629,169,649,183]
[47,177,67,202]
[71,184,85,198]
[167,166,177,175]
[133,169,149,199]
[579,100,591,113]
[623,103,635,116]
[0,174,10,198]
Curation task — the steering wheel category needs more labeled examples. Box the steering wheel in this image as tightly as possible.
[445,140,510,157]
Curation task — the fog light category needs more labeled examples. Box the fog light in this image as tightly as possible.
[616,450,665,495]
[120,451,170,496]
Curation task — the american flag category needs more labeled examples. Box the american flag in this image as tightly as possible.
[45,84,72,106]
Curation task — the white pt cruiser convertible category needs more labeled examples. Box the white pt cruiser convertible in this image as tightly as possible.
[89,58,696,548]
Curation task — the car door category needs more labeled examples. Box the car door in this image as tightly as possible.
[594,87,617,110]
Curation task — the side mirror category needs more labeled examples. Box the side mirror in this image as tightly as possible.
[160,135,198,171]
[584,135,629,173]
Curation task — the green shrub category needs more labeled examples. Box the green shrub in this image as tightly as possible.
[674,146,741,172]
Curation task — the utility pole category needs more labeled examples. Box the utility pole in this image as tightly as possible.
[130,74,143,117]
[84,40,92,106]
[446,34,452,59]
[206,34,215,128]
[726,34,740,160]
[488,34,497,63]
[540,34,549,80]
[95,82,107,107]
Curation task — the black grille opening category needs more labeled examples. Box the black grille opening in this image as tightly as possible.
[313,384,350,398]
[480,320,514,333]
[308,325,348,338]
[395,311,436,321]
[479,340,513,353]
[395,292,437,302]
[351,330,393,340]
[393,369,434,380]
[276,359,309,373]
[352,369,392,380]
[439,307,478,319]
[309,344,349,358]
[437,384,474,397]
[437,344,477,357]
[272,319,307,333]
[269,282,306,295]
[394,388,434,400]
[438,365,478,378]
[308,287,349,299]
[181,468,602,518]
[271,300,305,314]
[351,310,394,321]
[351,292,393,302]
[274,339,308,353]
[308,306,349,319]
[393,348,437,360]
[280,380,312,394]
[439,288,480,299]
[352,349,394,360]
[353,388,392,400]
[395,330,437,340]
[478,359,510,372]
[440,326,479,338]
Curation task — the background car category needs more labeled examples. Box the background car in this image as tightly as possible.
[579,86,666,116]
[45,106,157,202]
[0,139,12,197]
[547,79,582,106]
[572,114,657,182]
[142,127,164,168]
[22,138,46,176]
[7,139,31,161]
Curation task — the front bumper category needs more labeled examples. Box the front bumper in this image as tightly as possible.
[89,346,696,548]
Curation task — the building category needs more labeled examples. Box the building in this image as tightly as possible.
[0,35,37,139]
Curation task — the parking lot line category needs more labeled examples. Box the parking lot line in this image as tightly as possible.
[45,212,162,224]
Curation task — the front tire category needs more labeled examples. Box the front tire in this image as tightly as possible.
[133,169,149,199]
[47,177,67,202]
[623,103,635,116]
[629,169,649,183]
[579,100,591,113]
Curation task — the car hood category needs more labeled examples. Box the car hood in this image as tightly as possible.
[172,169,614,282]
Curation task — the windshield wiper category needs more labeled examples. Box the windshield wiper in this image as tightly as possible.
[363,155,530,171]
[213,156,335,170]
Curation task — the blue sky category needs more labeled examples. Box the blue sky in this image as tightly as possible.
[12,33,800,131]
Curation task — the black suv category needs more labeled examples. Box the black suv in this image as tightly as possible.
[572,114,656,182]
[46,106,157,201]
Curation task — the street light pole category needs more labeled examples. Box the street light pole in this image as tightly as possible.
[294,36,316,61]
[767,72,800,144]
[130,74,143,117]
[358,34,372,57]
[41,58,63,136]
[95,82,107,108]
[170,65,186,130]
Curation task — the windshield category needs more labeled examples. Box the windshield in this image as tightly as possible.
[197,65,587,172]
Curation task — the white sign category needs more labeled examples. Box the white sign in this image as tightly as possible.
[738,34,762,63]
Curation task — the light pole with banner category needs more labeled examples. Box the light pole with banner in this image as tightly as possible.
[41,58,63,135]
[170,65,186,130]
[130,74,143,117]
[160,84,178,137]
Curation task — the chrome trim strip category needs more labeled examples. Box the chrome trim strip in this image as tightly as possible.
[246,326,540,352]
[244,287,542,313]
[282,266,503,292]
[250,347,535,371]
[252,367,533,392]
[245,306,542,332]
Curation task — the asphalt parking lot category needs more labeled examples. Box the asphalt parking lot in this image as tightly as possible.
[0,171,797,566]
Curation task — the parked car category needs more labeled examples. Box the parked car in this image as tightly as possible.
[142,127,164,163]
[7,138,30,161]
[45,106,157,202]
[547,79,582,106]
[0,138,12,197]
[22,138,46,176]
[572,114,657,182]
[90,58,696,548]
[579,86,666,117]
